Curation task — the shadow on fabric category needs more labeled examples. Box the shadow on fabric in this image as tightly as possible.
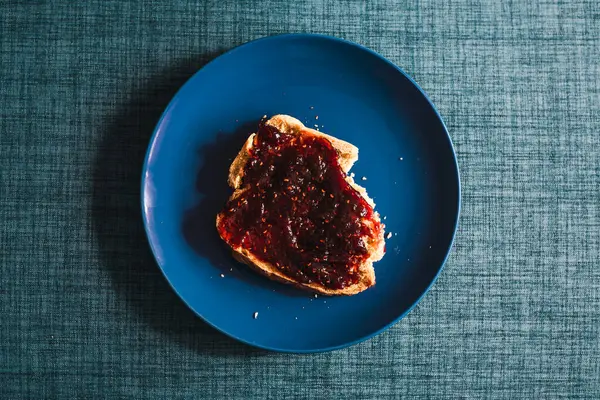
[92,51,266,357]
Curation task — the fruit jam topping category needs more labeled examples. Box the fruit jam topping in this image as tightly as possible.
[217,121,382,290]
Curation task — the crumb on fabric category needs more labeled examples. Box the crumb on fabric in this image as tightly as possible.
[253,312,258,319]
[386,232,392,239]
[220,274,225,278]
[361,177,367,181]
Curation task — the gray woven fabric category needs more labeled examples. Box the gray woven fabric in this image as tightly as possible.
[1,1,599,398]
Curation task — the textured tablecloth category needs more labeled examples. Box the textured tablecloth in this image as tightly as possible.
[2,1,599,398]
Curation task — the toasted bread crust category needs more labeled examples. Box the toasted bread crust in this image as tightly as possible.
[218,115,385,296]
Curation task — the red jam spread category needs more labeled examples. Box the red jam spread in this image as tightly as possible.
[217,121,382,289]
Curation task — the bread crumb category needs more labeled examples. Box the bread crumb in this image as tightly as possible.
[295,317,298,320]
[230,268,233,271]
[310,106,314,109]
[314,124,319,128]
[386,232,392,239]
[383,216,387,220]
[399,157,403,161]
[314,294,318,298]
[220,273,225,278]
[350,172,355,178]
[429,245,432,249]
[315,116,319,120]
[361,177,367,181]
[253,312,258,319]
[394,233,397,236]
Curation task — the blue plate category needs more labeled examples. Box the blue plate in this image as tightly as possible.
[141,34,460,353]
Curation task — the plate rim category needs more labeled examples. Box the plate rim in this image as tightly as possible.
[140,33,461,353]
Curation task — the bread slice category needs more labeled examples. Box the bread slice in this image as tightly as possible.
[216,115,386,295]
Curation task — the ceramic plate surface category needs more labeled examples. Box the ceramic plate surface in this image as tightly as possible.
[141,34,460,352]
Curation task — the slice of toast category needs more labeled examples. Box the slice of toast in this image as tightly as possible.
[216,115,386,295]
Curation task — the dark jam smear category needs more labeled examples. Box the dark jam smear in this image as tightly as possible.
[217,122,381,290]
